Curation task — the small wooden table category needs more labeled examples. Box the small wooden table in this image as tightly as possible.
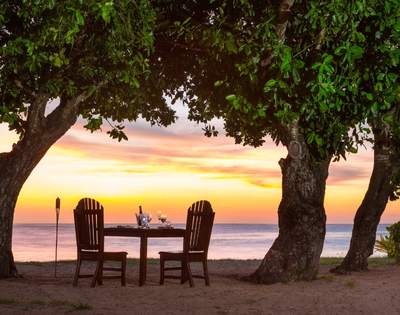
[104,227,185,286]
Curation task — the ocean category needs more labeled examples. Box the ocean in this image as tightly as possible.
[12,224,389,262]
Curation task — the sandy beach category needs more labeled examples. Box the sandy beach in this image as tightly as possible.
[0,258,399,314]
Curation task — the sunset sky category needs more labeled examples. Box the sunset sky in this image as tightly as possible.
[0,101,398,224]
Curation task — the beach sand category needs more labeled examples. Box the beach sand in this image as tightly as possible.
[0,259,399,314]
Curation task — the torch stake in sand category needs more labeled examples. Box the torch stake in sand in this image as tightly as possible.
[55,197,60,278]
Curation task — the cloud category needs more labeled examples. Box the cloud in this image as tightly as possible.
[327,164,371,185]
[53,122,284,190]
[52,108,373,190]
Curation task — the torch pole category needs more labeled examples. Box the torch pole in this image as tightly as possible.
[55,197,60,278]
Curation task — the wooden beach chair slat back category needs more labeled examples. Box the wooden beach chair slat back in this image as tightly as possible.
[184,200,215,253]
[74,198,104,252]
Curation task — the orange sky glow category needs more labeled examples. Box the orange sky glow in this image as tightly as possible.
[0,103,398,224]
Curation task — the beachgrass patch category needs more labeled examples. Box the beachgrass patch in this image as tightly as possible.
[0,297,93,312]
[70,302,93,311]
[344,280,357,288]
[319,257,394,267]
[49,299,92,311]
[0,298,17,305]
[367,257,395,267]
[319,274,335,282]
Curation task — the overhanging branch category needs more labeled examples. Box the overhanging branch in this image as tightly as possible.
[261,0,294,68]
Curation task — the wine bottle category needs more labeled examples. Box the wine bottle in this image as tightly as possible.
[138,205,143,226]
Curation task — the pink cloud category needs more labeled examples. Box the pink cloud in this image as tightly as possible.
[54,122,373,190]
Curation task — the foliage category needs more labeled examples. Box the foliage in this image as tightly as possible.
[390,171,400,201]
[0,0,175,140]
[375,222,400,261]
[389,119,400,200]
[375,235,397,258]
[156,0,400,161]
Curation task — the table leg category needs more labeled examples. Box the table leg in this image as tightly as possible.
[139,236,147,286]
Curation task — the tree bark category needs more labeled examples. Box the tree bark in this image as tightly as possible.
[0,94,84,278]
[248,124,330,284]
[331,128,397,274]
[0,153,19,277]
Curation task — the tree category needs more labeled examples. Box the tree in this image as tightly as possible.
[331,124,399,274]
[154,0,371,283]
[330,0,400,273]
[0,0,175,277]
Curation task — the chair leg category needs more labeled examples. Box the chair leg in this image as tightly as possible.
[121,257,126,286]
[203,259,210,286]
[184,260,194,287]
[73,258,82,287]
[181,260,186,284]
[97,261,104,285]
[91,260,102,288]
[159,256,165,285]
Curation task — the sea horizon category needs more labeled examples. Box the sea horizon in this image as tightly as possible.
[12,221,397,225]
[13,223,389,262]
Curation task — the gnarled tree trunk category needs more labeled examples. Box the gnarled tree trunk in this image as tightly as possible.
[0,152,20,277]
[248,124,330,284]
[0,94,84,278]
[0,143,50,277]
[331,127,398,274]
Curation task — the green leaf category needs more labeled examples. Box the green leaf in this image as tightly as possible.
[315,135,323,146]
[84,117,103,132]
[107,128,128,142]
[320,102,328,112]
[75,10,85,26]
[225,32,237,53]
[377,73,385,81]
[394,21,400,33]
[280,47,292,72]
[349,45,364,60]
[99,1,115,24]
[263,79,277,93]
[225,94,236,102]
[348,146,358,154]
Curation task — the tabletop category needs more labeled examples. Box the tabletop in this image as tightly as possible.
[104,227,186,238]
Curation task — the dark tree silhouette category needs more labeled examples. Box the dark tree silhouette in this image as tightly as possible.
[0,0,176,277]
[154,0,399,283]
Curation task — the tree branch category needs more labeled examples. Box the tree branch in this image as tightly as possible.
[45,92,89,135]
[261,0,295,67]
[45,82,107,136]
[276,0,295,41]
[26,94,48,135]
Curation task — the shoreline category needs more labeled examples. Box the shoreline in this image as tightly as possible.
[11,224,391,261]
[15,256,395,264]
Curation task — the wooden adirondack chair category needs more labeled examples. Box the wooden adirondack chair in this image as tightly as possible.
[73,198,127,287]
[159,200,215,287]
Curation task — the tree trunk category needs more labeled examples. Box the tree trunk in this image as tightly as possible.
[0,150,35,277]
[0,153,19,277]
[0,95,83,278]
[331,129,396,274]
[248,125,330,284]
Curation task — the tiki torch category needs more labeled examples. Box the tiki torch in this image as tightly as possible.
[55,197,60,277]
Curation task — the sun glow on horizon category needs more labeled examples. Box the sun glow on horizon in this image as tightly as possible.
[1,104,399,224]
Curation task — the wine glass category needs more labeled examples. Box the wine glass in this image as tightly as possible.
[158,213,167,226]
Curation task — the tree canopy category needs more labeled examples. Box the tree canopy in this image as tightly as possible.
[0,0,175,141]
[0,0,179,278]
[155,0,399,160]
[150,0,400,283]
